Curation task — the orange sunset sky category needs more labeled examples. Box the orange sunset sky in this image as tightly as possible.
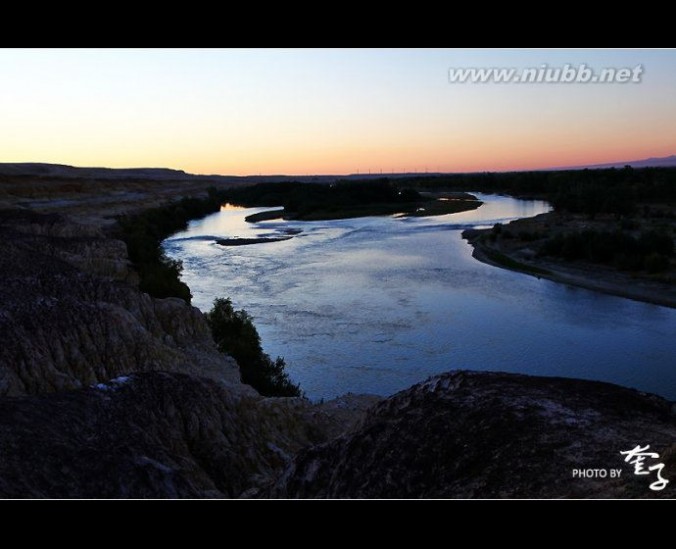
[1,48,675,175]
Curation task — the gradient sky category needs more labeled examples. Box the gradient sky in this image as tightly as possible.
[1,48,675,175]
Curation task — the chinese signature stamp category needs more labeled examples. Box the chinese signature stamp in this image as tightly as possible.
[620,444,670,492]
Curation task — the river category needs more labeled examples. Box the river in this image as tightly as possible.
[163,193,676,401]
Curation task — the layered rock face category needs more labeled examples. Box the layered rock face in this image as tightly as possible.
[0,209,241,396]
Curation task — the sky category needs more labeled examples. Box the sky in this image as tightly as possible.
[1,48,675,175]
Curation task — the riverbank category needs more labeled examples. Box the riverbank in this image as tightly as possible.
[463,212,676,309]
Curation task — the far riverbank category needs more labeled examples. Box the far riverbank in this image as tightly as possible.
[463,212,676,309]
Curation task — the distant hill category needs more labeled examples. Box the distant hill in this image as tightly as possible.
[0,163,193,180]
[558,154,676,170]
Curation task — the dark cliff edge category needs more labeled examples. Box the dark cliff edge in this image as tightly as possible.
[266,371,676,499]
[0,207,673,498]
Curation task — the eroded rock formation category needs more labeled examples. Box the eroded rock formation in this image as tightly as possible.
[0,209,241,395]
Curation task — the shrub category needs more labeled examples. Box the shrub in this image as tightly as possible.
[644,253,670,273]
[539,228,674,273]
[619,218,638,231]
[206,298,302,397]
[518,231,541,242]
[115,189,230,303]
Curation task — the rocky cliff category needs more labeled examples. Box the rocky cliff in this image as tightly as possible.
[0,202,672,498]
[0,209,242,395]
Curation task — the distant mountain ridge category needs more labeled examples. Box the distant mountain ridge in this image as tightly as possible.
[555,154,676,170]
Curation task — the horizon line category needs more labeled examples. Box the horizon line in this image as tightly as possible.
[2,153,676,179]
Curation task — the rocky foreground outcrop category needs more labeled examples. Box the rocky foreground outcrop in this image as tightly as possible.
[267,371,676,498]
[0,372,363,498]
[0,207,673,498]
[0,367,672,498]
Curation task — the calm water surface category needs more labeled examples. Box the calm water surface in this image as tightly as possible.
[164,194,676,401]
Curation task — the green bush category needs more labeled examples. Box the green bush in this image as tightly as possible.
[206,298,303,397]
[138,256,191,302]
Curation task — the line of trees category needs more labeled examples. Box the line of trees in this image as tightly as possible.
[218,179,420,216]
[403,166,676,216]
[539,229,674,273]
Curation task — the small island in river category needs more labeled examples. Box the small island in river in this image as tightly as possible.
[216,236,292,246]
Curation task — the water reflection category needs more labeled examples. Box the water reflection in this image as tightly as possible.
[164,194,676,401]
